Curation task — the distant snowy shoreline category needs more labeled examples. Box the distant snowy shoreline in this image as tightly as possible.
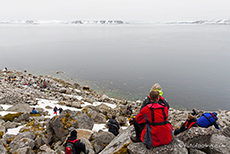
[0,19,230,25]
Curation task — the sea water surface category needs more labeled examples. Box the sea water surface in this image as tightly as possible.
[0,24,229,110]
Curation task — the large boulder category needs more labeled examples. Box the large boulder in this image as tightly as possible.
[38,144,55,154]
[76,129,94,140]
[89,110,106,124]
[16,146,35,154]
[127,138,188,154]
[176,127,219,146]
[92,130,115,153]
[100,126,135,154]
[14,112,30,122]
[9,137,35,153]
[209,133,230,154]
[46,110,94,143]
[81,138,95,154]
[222,126,230,138]
[6,103,31,112]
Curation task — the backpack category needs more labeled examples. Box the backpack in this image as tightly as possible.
[65,142,75,154]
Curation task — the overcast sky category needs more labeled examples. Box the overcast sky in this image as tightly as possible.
[1,0,230,22]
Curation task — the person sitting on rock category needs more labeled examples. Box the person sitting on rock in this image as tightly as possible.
[140,83,169,111]
[130,90,174,148]
[197,112,220,130]
[127,105,133,115]
[174,113,198,136]
[108,115,120,136]
[65,130,89,154]
[31,108,38,114]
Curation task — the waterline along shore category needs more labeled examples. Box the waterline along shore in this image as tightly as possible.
[0,68,229,153]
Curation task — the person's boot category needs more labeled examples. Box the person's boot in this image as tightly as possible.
[130,136,141,142]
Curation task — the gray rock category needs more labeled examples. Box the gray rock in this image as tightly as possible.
[100,126,135,154]
[117,116,127,126]
[6,103,31,112]
[93,131,115,153]
[59,87,67,93]
[35,136,46,149]
[16,146,35,154]
[75,114,94,130]
[209,134,230,154]
[128,138,188,154]
[0,140,7,154]
[9,138,35,153]
[189,149,206,154]
[89,110,106,124]
[46,110,94,144]
[95,130,115,144]
[0,106,4,111]
[3,121,17,129]
[0,125,6,135]
[76,129,94,140]
[176,127,219,146]
[71,101,82,108]
[14,112,30,122]
[38,144,55,154]
[222,126,230,138]
[53,140,65,152]
[81,138,95,154]
[2,134,16,145]
[94,139,105,153]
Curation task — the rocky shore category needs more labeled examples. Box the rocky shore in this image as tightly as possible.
[0,69,229,154]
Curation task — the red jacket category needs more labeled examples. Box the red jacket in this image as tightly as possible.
[135,102,174,147]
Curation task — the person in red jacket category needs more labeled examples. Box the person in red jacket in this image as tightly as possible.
[130,90,174,147]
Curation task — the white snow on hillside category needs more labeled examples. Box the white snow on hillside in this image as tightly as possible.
[0,98,121,135]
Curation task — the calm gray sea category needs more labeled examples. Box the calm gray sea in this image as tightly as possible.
[0,24,229,110]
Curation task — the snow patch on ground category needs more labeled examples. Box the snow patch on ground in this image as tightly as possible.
[92,102,117,109]
[93,124,108,132]
[6,125,26,135]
